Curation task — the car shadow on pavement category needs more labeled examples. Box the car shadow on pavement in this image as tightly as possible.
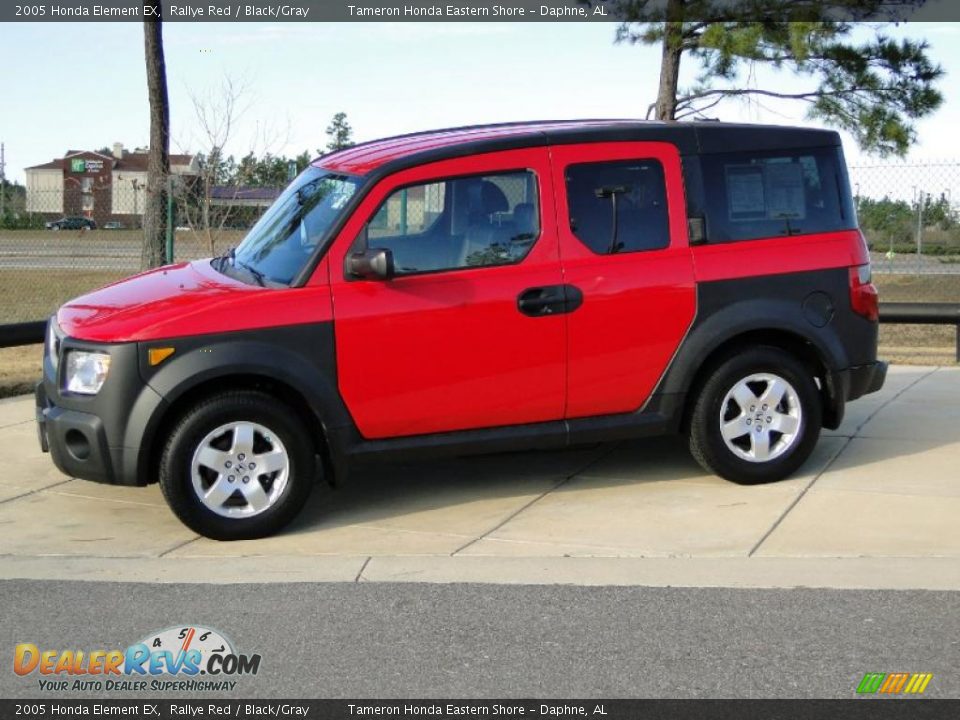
[273,404,960,541]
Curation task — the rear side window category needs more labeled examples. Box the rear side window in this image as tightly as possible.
[700,147,856,243]
[565,159,670,254]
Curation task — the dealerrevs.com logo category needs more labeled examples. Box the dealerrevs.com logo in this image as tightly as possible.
[14,625,261,692]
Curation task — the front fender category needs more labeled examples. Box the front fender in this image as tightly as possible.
[130,323,353,481]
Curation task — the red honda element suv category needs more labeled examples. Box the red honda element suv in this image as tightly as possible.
[36,121,886,539]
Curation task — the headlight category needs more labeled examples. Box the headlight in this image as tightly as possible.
[64,351,111,395]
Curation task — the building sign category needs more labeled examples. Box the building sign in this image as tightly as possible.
[69,158,104,173]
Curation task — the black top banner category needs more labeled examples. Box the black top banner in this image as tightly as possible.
[3,699,960,719]
[4,0,960,23]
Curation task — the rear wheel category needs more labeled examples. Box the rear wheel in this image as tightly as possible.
[159,390,315,540]
[688,347,821,485]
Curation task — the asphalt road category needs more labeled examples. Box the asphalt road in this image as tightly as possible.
[2,580,958,699]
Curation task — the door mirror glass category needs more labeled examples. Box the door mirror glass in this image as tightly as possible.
[347,247,395,281]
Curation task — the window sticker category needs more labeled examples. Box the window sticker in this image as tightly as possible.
[725,161,807,221]
[764,162,806,220]
[726,166,766,219]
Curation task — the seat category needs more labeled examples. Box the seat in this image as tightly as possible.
[457,181,510,267]
[512,202,536,238]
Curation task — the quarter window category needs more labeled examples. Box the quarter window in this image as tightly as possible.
[700,147,856,242]
[565,159,670,254]
[361,171,539,276]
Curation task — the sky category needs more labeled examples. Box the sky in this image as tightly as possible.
[2,20,960,183]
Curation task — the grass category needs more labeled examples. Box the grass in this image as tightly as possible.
[0,344,41,398]
[0,271,955,397]
[873,273,960,303]
[0,269,129,323]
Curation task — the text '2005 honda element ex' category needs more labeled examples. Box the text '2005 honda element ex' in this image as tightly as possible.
[37,120,887,540]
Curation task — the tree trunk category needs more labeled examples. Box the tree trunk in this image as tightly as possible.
[654,0,685,121]
[142,4,170,269]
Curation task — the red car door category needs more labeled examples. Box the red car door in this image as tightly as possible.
[327,149,567,439]
[550,142,697,418]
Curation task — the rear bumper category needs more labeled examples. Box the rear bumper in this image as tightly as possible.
[844,360,888,402]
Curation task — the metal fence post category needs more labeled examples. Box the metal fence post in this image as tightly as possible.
[915,191,923,275]
[165,175,174,264]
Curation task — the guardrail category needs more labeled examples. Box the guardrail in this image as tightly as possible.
[880,302,960,362]
[1,305,958,360]
[0,321,45,349]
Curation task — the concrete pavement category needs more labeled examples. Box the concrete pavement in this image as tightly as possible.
[1,365,959,588]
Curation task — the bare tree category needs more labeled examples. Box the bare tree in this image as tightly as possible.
[141,2,170,269]
[175,75,289,257]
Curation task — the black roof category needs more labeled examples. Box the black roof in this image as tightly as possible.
[321,119,843,179]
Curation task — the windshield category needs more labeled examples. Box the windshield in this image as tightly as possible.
[224,167,361,286]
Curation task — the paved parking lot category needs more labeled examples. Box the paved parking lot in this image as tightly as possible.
[1,365,959,588]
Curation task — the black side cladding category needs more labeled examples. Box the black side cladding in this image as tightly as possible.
[656,267,880,429]
[137,322,352,473]
[40,321,350,487]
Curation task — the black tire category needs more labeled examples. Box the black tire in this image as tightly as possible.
[688,346,822,485]
[159,390,316,540]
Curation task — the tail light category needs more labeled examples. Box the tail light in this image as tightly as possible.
[850,264,879,322]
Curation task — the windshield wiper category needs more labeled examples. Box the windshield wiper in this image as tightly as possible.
[236,259,267,287]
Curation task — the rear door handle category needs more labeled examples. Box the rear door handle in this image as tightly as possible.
[517,285,583,317]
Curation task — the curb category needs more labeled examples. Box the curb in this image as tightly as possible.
[2,555,959,590]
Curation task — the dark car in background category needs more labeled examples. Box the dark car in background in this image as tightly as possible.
[46,217,96,231]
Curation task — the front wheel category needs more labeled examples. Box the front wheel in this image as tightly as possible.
[688,347,822,485]
[159,390,316,540]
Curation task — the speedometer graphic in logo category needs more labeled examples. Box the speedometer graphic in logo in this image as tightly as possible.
[137,625,234,668]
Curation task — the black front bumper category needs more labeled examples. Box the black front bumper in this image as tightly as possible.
[36,381,119,484]
[36,331,164,487]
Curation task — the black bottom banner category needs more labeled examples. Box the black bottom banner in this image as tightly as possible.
[3,699,960,720]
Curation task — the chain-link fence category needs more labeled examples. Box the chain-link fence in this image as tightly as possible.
[850,159,960,283]
[0,184,260,323]
[2,162,959,326]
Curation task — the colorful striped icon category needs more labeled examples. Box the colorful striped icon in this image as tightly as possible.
[857,672,933,695]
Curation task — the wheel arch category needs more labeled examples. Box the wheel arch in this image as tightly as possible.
[661,300,849,432]
[129,341,352,486]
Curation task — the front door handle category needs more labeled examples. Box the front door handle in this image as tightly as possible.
[517,285,583,317]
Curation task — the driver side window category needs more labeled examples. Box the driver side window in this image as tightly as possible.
[360,170,540,276]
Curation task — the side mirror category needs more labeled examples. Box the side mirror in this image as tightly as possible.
[347,248,395,281]
[687,215,706,245]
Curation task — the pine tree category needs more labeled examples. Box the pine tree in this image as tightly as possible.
[615,0,943,156]
[324,112,355,153]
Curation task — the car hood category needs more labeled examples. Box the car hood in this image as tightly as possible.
[57,260,275,342]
